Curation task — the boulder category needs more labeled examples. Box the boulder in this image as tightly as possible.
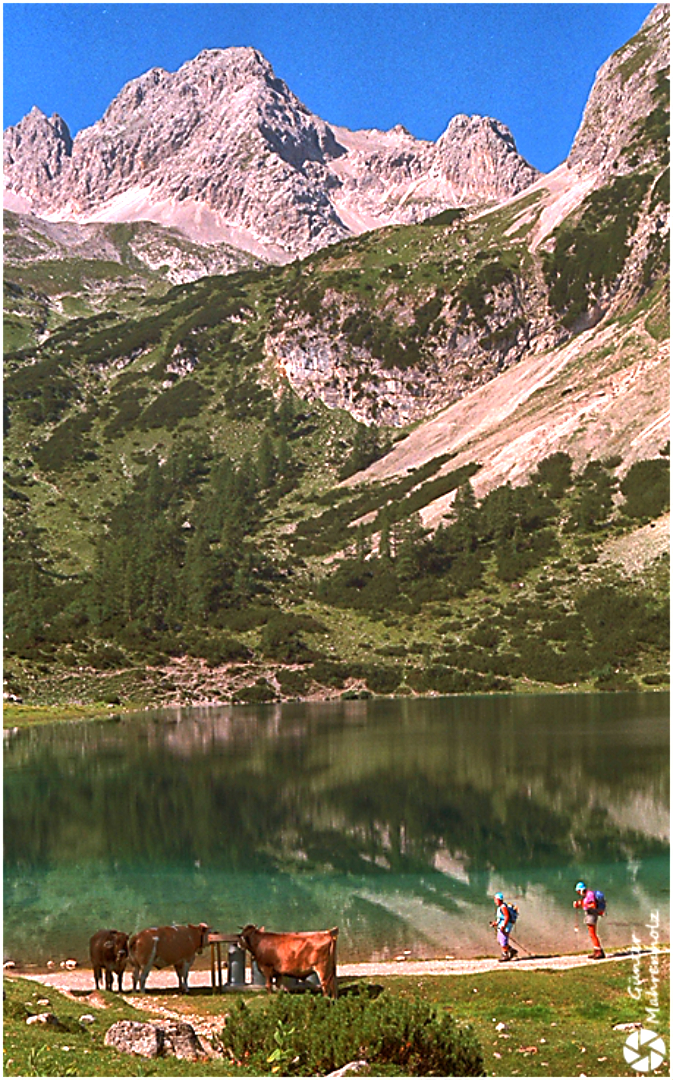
[104,1021,164,1059]
[162,1020,207,1059]
[26,1012,63,1028]
[104,1019,206,1060]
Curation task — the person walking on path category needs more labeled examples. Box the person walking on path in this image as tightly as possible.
[573,882,605,959]
[491,892,518,962]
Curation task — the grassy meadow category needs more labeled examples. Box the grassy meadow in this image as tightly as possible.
[4,956,669,1077]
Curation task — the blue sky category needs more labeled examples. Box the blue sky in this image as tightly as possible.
[3,3,654,173]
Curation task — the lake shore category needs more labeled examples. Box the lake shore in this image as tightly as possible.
[5,682,670,730]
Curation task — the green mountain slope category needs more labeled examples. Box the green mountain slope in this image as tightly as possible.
[3,10,669,710]
[3,210,264,351]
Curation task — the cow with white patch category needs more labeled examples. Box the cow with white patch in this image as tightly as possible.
[128,923,209,993]
[238,924,338,998]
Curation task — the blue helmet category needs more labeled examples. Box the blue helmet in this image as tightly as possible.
[575,881,586,893]
[494,891,504,901]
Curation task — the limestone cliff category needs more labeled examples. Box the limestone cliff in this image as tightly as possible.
[568,3,669,177]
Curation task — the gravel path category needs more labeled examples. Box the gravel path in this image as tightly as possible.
[16,948,644,997]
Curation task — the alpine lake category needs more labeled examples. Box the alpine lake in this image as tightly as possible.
[4,692,669,968]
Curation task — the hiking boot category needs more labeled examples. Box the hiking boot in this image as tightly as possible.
[499,953,511,962]
[508,948,518,960]
[592,949,605,960]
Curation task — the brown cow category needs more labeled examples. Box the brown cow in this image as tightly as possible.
[238,924,338,998]
[89,929,129,991]
[128,923,209,993]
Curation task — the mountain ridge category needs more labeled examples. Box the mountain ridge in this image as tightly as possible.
[4,45,541,260]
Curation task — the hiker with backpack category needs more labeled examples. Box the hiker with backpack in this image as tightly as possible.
[573,881,606,959]
[490,892,519,962]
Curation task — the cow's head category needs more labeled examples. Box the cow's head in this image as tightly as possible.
[237,924,260,952]
[103,931,129,963]
[113,932,130,962]
[198,922,210,951]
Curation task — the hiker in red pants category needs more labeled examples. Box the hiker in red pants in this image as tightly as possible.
[574,882,605,959]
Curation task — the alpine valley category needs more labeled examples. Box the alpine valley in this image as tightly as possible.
[3,5,669,712]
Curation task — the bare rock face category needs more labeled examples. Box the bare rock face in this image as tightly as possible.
[567,3,669,177]
[3,46,540,260]
[435,114,540,203]
[3,107,72,209]
[324,115,539,232]
[266,265,552,427]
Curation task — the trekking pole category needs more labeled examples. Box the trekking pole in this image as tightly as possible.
[508,933,534,957]
[490,923,532,958]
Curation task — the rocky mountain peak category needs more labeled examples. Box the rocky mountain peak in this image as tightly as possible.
[435,113,536,202]
[3,44,541,259]
[190,45,276,81]
[3,106,72,205]
[4,105,72,155]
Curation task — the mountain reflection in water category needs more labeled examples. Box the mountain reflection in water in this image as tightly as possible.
[4,694,669,964]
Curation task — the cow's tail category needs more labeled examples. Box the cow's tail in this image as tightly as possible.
[128,934,139,990]
[326,928,338,998]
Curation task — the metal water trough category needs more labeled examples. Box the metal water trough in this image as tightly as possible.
[208,933,323,992]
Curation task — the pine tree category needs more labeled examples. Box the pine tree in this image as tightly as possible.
[276,389,295,437]
[355,523,371,562]
[452,481,479,551]
[396,514,427,583]
[257,432,276,490]
[378,509,392,561]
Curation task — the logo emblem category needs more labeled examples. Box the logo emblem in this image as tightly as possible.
[623,1029,666,1073]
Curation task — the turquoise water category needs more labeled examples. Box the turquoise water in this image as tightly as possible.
[4,693,669,965]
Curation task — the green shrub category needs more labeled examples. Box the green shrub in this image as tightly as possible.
[514,638,590,685]
[218,606,274,632]
[642,671,670,685]
[220,989,485,1076]
[419,208,466,227]
[277,669,311,697]
[307,660,349,689]
[531,451,573,498]
[362,664,401,694]
[102,385,149,437]
[458,261,515,327]
[80,643,128,670]
[192,634,251,667]
[34,413,98,471]
[620,458,670,520]
[376,644,409,658]
[260,613,324,663]
[138,378,211,429]
[469,623,501,649]
[233,680,277,704]
[416,665,471,693]
[594,670,639,692]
